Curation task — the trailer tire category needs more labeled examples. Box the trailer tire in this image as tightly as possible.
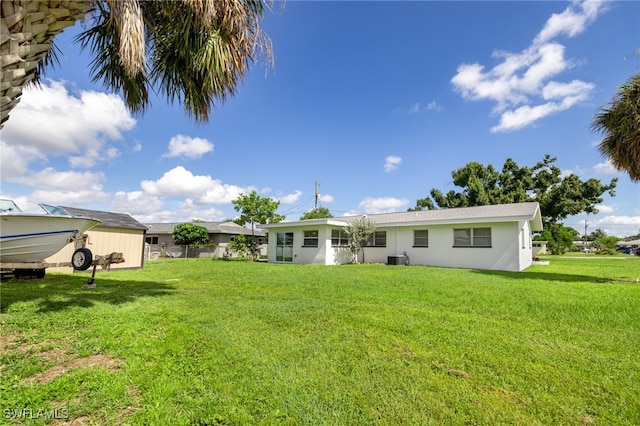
[72,248,93,271]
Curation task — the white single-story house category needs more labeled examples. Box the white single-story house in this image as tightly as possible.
[259,202,543,272]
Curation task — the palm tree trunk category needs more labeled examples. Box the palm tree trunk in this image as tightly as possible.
[1,0,90,126]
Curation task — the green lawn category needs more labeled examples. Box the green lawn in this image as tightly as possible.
[1,256,639,425]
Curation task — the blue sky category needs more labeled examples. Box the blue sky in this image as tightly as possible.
[1,0,639,236]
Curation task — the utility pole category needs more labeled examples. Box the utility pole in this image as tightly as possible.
[583,215,589,251]
[314,181,320,209]
[584,219,588,240]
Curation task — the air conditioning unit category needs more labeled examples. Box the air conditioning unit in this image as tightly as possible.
[387,255,406,266]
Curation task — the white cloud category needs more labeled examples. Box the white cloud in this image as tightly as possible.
[162,135,214,159]
[589,215,640,237]
[409,101,443,114]
[112,191,164,215]
[1,80,136,168]
[6,167,109,207]
[0,142,41,180]
[595,215,640,226]
[425,100,443,111]
[10,167,105,191]
[140,166,252,204]
[29,188,111,207]
[595,204,615,214]
[174,199,228,222]
[534,0,608,44]
[560,166,586,178]
[593,161,618,175]
[352,197,409,214]
[384,155,402,172]
[277,190,303,204]
[131,199,228,223]
[451,0,607,132]
[542,79,594,100]
[319,194,334,203]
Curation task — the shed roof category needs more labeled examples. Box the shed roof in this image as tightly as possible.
[260,202,543,231]
[145,221,265,236]
[61,206,147,230]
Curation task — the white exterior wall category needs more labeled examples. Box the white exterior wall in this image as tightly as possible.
[355,222,523,271]
[266,225,335,265]
[518,220,533,270]
[266,221,534,271]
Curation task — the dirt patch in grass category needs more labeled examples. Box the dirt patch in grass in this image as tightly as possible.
[447,369,470,379]
[2,329,122,385]
[24,354,122,385]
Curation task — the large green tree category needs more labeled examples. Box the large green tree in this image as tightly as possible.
[232,190,284,235]
[537,223,577,255]
[172,222,209,257]
[300,207,333,220]
[232,191,284,260]
[591,73,640,182]
[1,0,273,126]
[410,155,617,227]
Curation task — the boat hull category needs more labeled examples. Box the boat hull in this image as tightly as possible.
[0,215,100,264]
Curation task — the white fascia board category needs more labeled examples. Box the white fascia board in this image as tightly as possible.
[376,215,537,228]
[259,219,349,229]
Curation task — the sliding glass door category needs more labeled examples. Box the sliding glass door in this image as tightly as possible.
[276,232,294,262]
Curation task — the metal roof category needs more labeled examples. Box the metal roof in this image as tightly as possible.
[261,202,543,231]
[60,206,148,230]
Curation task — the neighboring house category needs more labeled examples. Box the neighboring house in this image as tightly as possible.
[143,222,267,259]
[617,239,640,248]
[532,240,547,256]
[259,202,543,272]
[573,241,592,252]
[617,239,640,254]
[46,206,147,272]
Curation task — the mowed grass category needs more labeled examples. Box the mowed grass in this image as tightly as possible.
[1,256,639,425]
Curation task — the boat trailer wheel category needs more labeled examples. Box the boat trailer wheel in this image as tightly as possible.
[72,248,93,271]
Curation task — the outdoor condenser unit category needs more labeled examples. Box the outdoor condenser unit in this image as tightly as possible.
[387,255,406,266]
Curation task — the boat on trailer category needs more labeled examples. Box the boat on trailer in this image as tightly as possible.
[0,199,101,277]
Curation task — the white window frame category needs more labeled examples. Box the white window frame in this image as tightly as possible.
[413,230,429,247]
[366,231,387,247]
[453,227,492,247]
[331,229,349,247]
[303,230,319,247]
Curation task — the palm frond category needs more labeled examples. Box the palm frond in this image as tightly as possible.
[76,1,149,113]
[591,73,640,182]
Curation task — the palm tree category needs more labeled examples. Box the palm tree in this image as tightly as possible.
[1,0,272,127]
[591,73,640,182]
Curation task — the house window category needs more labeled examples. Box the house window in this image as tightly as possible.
[453,228,492,247]
[366,231,387,247]
[331,229,349,247]
[414,230,429,247]
[303,230,319,247]
[145,236,159,245]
